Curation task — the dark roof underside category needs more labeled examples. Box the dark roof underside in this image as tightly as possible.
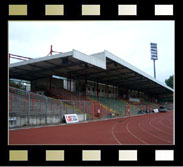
[9,52,173,97]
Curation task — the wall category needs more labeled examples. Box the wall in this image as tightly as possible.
[9,115,61,128]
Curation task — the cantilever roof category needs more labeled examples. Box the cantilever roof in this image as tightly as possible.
[9,49,173,96]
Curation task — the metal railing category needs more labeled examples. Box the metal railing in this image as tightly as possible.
[9,86,161,128]
[9,87,112,128]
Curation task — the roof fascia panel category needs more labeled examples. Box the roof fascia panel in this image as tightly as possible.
[72,49,106,70]
[104,50,173,92]
[9,51,73,68]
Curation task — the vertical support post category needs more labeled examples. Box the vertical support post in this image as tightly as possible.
[85,77,87,100]
[49,75,52,97]
[30,81,32,92]
[72,101,74,114]
[85,102,87,121]
[113,86,115,98]
[70,73,72,92]
[97,81,99,98]
[60,101,63,123]
[28,92,30,125]
[115,86,117,99]
[84,101,86,115]
[121,88,123,99]
[99,104,101,119]
[50,45,53,56]
[105,84,107,97]
[107,85,109,98]
[67,78,68,90]
[128,105,130,116]
[125,105,127,116]
[40,100,42,113]
[9,54,10,64]
[129,90,131,98]
[126,89,128,100]
[45,96,48,124]
[153,59,156,79]
[66,104,67,114]
[92,102,94,120]
[10,92,12,112]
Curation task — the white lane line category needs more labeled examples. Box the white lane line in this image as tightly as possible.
[138,122,172,143]
[158,115,173,130]
[111,122,122,145]
[149,117,172,136]
[126,122,148,145]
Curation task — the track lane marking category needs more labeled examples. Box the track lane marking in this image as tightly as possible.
[126,122,148,144]
[138,122,172,143]
[10,112,174,145]
[111,122,122,145]
[149,117,173,136]
[158,114,173,130]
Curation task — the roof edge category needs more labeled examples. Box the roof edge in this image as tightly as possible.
[9,51,73,68]
[104,50,174,93]
[72,49,106,70]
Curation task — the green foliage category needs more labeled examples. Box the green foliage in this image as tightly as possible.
[165,75,173,89]
[9,80,25,90]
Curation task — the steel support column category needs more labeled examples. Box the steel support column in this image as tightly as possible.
[85,77,87,99]
[49,75,52,96]
[70,73,72,92]
[113,86,114,98]
[50,45,53,56]
[107,85,109,98]
[126,89,129,99]
[97,81,99,98]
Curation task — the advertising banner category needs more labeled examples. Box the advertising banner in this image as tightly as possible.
[64,114,79,124]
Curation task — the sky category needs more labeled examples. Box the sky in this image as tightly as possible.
[9,21,174,84]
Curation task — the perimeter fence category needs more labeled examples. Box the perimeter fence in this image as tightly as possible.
[9,86,157,128]
[9,87,112,128]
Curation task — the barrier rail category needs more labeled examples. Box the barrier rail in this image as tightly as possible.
[9,86,163,128]
[9,87,111,128]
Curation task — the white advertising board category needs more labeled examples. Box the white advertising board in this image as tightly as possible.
[129,97,140,103]
[153,109,159,113]
[64,114,79,124]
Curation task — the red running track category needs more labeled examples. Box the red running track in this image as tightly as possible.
[9,111,173,145]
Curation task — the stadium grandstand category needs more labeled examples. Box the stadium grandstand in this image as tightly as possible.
[9,48,174,128]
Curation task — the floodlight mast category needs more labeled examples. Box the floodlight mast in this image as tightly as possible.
[150,43,158,79]
[153,59,156,79]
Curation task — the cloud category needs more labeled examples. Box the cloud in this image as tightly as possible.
[9,21,174,83]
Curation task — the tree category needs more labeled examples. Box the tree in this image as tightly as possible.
[165,75,173,89]
[9,80,26,90]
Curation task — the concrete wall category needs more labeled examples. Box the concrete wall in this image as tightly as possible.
[77,114,87,121]
[9,115,62,128]
[9,114,87,128]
